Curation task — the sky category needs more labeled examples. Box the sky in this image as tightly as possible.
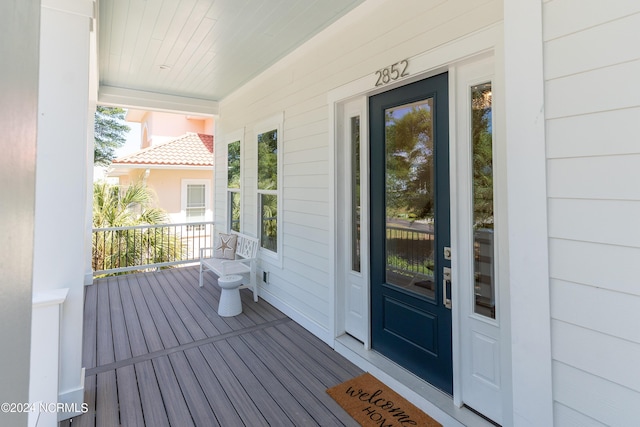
[116,121,142,158]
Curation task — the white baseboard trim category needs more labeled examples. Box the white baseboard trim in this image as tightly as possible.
[334,334,496,427]
[57,378,85,422]
[257,287,332,346]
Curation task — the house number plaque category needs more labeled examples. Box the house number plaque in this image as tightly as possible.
[374,59,409,87]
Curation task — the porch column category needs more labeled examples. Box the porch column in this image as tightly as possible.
[0,1,40,426]
[503,0,554,425]
[32,0,94,419]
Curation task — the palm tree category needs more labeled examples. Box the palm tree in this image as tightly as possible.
[92,181,183,274]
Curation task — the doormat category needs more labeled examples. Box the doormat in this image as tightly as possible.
[327,373,442,427]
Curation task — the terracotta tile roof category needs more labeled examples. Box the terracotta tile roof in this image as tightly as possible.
[113,133,213,167]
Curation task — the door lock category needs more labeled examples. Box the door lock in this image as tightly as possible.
[443,267,452,309]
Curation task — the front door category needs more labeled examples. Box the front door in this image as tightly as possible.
[370,73,452,394]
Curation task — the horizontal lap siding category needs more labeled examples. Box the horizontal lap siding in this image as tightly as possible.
[215,0,502,337]
[543,1,640,424]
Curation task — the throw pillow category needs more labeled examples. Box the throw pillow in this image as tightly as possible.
[214,233,238,260]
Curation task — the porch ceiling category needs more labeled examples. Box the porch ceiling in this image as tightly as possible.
[98,0,365,108]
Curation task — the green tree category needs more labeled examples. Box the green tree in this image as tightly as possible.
[92,181,183,274]
[471,84,494,228]
[94,106,130,165]
[385,105,434,219]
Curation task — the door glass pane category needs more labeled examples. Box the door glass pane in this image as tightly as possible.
[351,116,361,273]
[385,99,435,299]
[471,82,495,319]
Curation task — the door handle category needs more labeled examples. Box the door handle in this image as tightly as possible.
[443,267,452,309]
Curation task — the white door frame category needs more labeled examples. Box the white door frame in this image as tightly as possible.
[328,22,512,419]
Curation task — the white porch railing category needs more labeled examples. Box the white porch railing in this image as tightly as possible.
[92,221,215,276]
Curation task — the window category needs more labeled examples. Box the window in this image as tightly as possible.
[255,113,282,257]
[187,184,206,221]
[258,129,278,252]
[181,179,211,225]
[471,82,496,319]
[227,139,241,232]
[350,115,361,273]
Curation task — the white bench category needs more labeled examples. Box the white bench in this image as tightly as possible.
[199,232,260,302]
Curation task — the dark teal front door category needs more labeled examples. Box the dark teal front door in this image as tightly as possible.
[370,73,452,394]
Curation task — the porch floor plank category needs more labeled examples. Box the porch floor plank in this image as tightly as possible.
[82,283,97,369]
[134,360,170,427]
[95,370,118,427]
[127,273,167,353]
[115,365,144,427]
[69,266,364,426]
[118,275,149,358]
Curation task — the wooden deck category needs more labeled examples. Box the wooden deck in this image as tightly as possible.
[66,266,363,426]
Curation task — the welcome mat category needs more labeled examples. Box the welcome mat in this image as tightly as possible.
[327,373,442,427]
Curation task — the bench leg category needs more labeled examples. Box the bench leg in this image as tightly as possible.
[199,263,204,287]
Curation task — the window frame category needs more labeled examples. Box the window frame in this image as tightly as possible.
[181,178,212,223]
[254,113,283,265]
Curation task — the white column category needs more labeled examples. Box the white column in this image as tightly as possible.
[33,0,94,419]
[503,0,554,426]
[29,289,69,427]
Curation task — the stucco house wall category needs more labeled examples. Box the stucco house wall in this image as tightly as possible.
[118,168,213,223]
[136,111,214,148]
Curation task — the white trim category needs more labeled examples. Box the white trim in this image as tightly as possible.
[328,22,506,422]
[335,335,497,427]
[42,0,93,18]
[448,64,462,407]
[453,54,509,425]
[32,288,69,309]
[327,24,502,105]
[503,0,553,425]
[98,85,218,116]
[57,384,85,421]
[181,179,212,223]
[333,96,369,346]
[259,288,333,346]
[254,113,284,267]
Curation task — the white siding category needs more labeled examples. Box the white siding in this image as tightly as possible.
[543,0,640,423]
[215,0,502,341]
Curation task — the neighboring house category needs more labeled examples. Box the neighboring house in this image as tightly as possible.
[4,1,640,427]
[109,132,214,224]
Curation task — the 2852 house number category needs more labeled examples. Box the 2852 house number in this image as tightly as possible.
[374,59,409,87]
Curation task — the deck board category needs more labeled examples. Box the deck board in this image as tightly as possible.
[119,275,149,357]
[135,360,170,427]
[95,370,118,427]
[116,365,144,427]
[69,266,364,426]
[108,277,132,362]
[127,274,165,353]
[82,283,97,369]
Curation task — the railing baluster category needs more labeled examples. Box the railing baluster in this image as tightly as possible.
[92,221,214,276]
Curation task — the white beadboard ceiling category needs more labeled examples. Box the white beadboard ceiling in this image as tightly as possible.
[98,0,365,106]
